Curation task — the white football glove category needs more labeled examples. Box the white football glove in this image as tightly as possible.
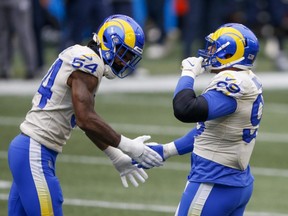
[118,135,163,169]
[181,57,205,78]
[104,146,148,188]
[132,142,178,169]
[146,142,178,161]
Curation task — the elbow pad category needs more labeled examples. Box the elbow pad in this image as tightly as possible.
[173,89,208,123]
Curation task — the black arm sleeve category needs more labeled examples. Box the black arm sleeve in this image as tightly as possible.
[173,89,209,123]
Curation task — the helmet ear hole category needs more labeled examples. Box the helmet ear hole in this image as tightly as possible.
[225,54,233,59]
[103,35,108,43]
[244,38,248,47]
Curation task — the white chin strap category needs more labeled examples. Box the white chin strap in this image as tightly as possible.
[232,64,252,70]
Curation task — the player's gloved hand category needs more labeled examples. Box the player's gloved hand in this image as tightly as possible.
[104,65,117,79]
[104,146,148,188]
[147,142,178,160]
[118,135,163,169]
[181,57,205,78]
[132,142,179,169]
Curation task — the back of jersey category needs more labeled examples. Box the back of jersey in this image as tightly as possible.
[20,45,105,153]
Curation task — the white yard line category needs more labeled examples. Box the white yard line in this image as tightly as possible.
[0,116,287,143]
[0,193,287,216]
[0,181,11,189]
[0,73,288,96]
[1,151,288,178]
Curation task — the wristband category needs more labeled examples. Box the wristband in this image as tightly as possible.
[163,142,178,158]
[104,146,122,161]
[181,70,196,79]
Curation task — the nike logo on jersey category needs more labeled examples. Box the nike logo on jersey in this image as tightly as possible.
[83,55,93,61]
[188,62,195,67]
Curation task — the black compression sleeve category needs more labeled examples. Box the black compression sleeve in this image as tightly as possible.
[173,89,209,123]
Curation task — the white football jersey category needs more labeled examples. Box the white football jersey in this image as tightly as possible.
[193,69,264,170]
[20,45,105,152]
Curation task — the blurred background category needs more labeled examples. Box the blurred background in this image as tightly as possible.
[1,0,288,215]
[1,0,288,78]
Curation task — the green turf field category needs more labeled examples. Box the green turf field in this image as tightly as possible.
[0,89,288,215]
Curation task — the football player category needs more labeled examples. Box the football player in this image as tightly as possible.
[145,23,264,215]
[7,14,163,216]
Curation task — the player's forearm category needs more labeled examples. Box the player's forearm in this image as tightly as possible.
[173,128,197,155]
[78,113,121,149]
[85,130,113,151]
[80,114,147,160]
[149,128,197,161]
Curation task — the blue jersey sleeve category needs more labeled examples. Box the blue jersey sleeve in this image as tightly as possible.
[174,76,195,97]
[174,127,198,155]
[202,90,237,120]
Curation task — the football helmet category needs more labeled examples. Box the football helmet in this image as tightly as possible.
[198,23,259,71]
[95,14,145,78]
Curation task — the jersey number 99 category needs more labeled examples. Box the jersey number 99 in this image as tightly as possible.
[242,94,264,143]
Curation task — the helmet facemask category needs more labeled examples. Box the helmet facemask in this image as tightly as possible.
[106,35,142,78]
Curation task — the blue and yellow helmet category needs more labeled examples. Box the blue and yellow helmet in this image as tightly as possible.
[198,23,259,71]
[95,14,145,78]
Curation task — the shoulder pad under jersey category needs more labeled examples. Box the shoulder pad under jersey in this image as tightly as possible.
[59,45,105,78]
[204,70,251,98]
